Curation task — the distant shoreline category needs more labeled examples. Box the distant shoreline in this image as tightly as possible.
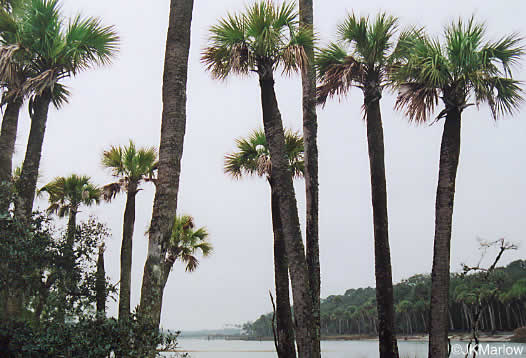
[192,332,516,343]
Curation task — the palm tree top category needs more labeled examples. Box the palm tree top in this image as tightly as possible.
[102,140,157,181]
[38,174,100,216]
[0,0,119,107]
[391,17,524,122]
[101,140,158,200]
[201,0,313,79]
[224,128,304,180]
[166,215,213,273]
[316,12,399,105]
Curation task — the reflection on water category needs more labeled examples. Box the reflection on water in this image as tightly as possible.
[171,338,526,358]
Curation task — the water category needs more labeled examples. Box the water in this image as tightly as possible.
[173,338,526,357]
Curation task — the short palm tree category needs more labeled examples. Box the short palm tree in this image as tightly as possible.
[316,13,400,358]
[101,140,157,321]
[3,0,119,218]
[202,2,316,354]
[390,18,524,358]
[38,174,100,244]
[162,214,212,288]
[225,128,303,358]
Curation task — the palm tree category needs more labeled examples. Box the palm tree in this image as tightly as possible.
[38,174,100,321]
[101,140,157,321]
[139,0,193,334]
[39,174,100,243]
[316,13,400,358]
[390,18,524,358]
[225,128,303,358]
[298,1,320,354]
[202,2,315,355]
[161,214,212,288]
[0,0,119,219]
[0,1,27,185]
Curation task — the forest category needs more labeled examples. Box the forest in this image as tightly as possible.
[243,260,526,337]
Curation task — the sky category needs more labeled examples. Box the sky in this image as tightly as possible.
[12,0,526,331]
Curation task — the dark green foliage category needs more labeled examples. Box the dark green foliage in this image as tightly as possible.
[0,187,184,356]
[0,313,183,358]
[244,260,526,336]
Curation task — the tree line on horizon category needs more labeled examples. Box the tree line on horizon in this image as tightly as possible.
[0,0,524,357]
[243,259,526,338]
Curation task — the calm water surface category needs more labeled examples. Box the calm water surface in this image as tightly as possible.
[173,338,526,358]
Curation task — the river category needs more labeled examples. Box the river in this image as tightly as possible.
[173,338,526,357]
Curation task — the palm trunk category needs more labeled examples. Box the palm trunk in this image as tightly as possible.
[57,207,78,323]
[139,0,193,332]
[269,178,297,358]
[119,182,138,321]
[365,94,398,358]
[96,244,106,316]
[298,1,320,357]
[0,99,23,184]
[15,90,52,219]
[428,111,461,358]
[258,64,314,358]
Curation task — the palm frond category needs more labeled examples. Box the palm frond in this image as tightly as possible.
[203,1,308,79]
[102,140,158,186]
[39,174,100,216]
[165,214,212,273]
[102,181,122,202]
[201,13,250,79]
[391,17,524,123]
[63,15,119,73]
[225,128,304,179]
[481,33,524,76]
[394,83,439,123]
[316,43,364,105]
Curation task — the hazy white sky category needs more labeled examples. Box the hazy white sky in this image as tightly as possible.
[14,0,526,330]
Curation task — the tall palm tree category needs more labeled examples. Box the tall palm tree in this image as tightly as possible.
[316,13,400,358]
[0,0,27,186]
[202,2,316,356]
[0,0,119,219]
[161,214,212,289]
[298,1,320,355]
[390,18,524,358]
[102,140,157,321]
[225,128,303,358]
[139,0,193,334]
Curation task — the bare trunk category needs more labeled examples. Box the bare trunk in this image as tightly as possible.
[139,0,193,333]
[15,90,52,219]
[119,182,137,321]
[365,93,398,358]
[96,244,106,316]
[258,65,314,358]
[428,111,461,358]
[270,178,297,358]
[0,99,23,184]
[299,1,320,357]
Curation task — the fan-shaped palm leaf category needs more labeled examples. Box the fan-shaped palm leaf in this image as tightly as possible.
[165,215,212,273]
[225,128,304,179]
[202,0,313,79]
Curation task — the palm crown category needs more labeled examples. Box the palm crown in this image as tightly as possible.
[316,13,399,105]
[166,215,212,273]
[101,140,158,200]
[38,174,100,217]
[0,0,119,106]
[202,0,312,79]
[224,128,304,180]
[390,17,524,122]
